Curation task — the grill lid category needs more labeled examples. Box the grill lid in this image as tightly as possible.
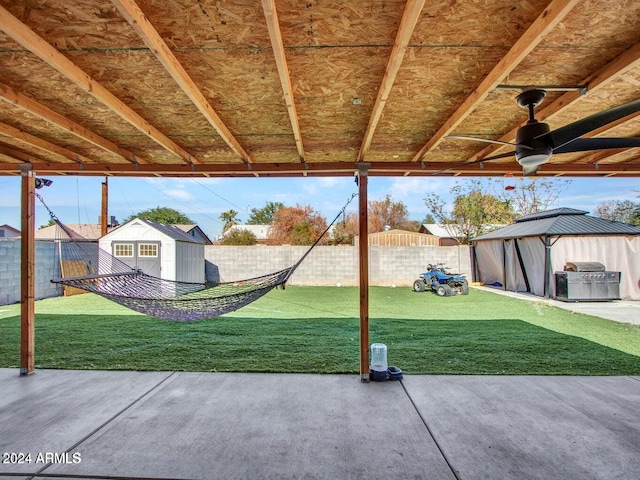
[564,262,606,272]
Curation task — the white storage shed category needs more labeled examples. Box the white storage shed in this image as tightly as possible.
[99,218,205,283]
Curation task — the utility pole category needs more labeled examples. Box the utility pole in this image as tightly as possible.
[101,177,108,236]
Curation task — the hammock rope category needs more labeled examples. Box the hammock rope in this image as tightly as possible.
[36,192,357,321]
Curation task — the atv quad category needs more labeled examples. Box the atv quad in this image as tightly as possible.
[413,263,469,296]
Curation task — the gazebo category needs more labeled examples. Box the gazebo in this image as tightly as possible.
[471,208,640,300]
[1,0,639,378]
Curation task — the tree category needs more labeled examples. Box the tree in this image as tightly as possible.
[123,206,193,224]
[331,197,417,245]
[421,213,436,225]
[247,201,284,224]
[405,220,423,232]
[424,180,514,244]
[268,204,328,245]
[492,177,571,217]
[220,228,257,245]
[219,209,239,233]
[368,195,411,232]
[593,199,640,225]
[39,218,57,229]
[331,212,359,245]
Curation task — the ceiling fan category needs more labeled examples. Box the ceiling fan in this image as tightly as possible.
[446,87,640,175]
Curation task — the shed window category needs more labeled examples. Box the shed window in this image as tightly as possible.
[114,243,133,257]
[138,243,158,257]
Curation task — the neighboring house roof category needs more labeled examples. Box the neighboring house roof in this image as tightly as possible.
[107,218,205,244]
[473,209,640,241]
[174,224,213,245]
[420,223,465,238]
[225,224,270,240]
[0,224,20,237]
[35,223,111,240]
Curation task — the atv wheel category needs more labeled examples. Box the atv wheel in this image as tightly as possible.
[413,279,425,292]
[460,279,469,295]
[436,284,452,297]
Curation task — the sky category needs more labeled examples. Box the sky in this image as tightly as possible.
[1,175,638,240]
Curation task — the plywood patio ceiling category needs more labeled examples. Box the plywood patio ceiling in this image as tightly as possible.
[0,0,639,179]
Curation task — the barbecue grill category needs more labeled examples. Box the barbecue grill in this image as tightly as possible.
[555,262,620,302]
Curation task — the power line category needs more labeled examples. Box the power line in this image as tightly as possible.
[192,178,250,215]
[130,178,226,228]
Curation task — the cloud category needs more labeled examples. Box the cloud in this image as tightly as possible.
[304,177,353,197]
[389,177,460,198]
[141,178,198,202]
[164,188,195,201]
[318,177,351,188]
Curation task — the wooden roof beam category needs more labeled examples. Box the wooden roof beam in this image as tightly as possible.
[2,159,638,177]
[0,82,146,166]
[0,145,41,164]
[575,147,640,166]
[411,0,581,163]
[358,0,425,161]
[467,40,640,162]
[0,4,196,166]
[262,0,305,164]
[112,0,251,165]
[0,122,91,166]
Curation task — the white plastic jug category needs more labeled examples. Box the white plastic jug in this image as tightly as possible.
[370,343,388,372]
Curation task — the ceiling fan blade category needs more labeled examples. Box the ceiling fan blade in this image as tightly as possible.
[554,137,640,154]
[430,150,517,175]
[480,150,517,161]
[540,98,640,149]
[445,135,529,149]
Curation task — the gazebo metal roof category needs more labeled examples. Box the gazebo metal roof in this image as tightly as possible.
[473,209,640,240]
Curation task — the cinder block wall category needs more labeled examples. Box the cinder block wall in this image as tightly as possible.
[1,242,471,305]
[0,239,60,305]
[205,245,471,286]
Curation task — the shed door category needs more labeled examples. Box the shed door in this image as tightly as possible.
[136,242,161,277]
[113,241,161,277]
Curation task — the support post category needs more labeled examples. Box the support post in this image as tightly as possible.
[543,235,552,299]
[101,177,108,236]
[357,163,370,382]
[19,164,35,375]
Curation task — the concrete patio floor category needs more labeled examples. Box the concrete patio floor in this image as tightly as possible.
[1,369,639,480]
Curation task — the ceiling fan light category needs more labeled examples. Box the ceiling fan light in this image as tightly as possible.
[517,153,550,167]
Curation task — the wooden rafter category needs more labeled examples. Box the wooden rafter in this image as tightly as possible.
[358,0,425,161]
[112,0,251,165]
[0,145,38,164]
[0,154,20,166]
[0,122,90,166]
[467,41,640,163]
[262,0,305,164]
[410,0,581,163]
[573,146,640,168]
[0,0,638,180]
[0,4,196,166]
[0,82,146,165]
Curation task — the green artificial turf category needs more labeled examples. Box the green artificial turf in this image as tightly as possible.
[0,287,638,374]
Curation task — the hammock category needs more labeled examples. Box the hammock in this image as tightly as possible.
[37,193,356,321]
